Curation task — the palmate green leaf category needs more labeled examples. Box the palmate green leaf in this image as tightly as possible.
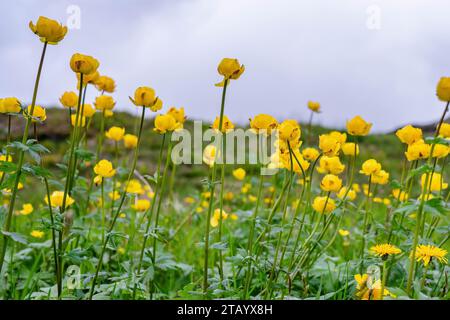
[424,198,448,216]
[29,142,50,154]
[424,136,450,146]
[9,141,29,152]
[1,231,28,245]
[75,148,95,161]
[22,164,52,178]
[394,202,419,215]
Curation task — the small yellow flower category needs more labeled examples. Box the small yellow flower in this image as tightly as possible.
[302,147,320,161]
[108,191,120,201]
[184,196,196,204]
[126,179,144,194]
[154,114,178,134]
[337,187,356,201]
[396,125,423,145]
[104,110,114,118]
[123,134,138,149]
[19,203,34,216]
[117,247,126,255]
[203,144,218,167]
[438,123,450,138]
[341,142,359,156]
[320,174,342,193]
[130,87,158,110]
[413,244,448,266]
[318,134,340,156]
[232,168,246,181]
[59,91,78,109]
[95,75,116,93]
[82,104,96,118]
[45,191,74,209]
[27,105,46,122]
[392,188,408,202]
[0,97,21,113]
[93,175,102,186]
[278,119,301,144]
[212,115,235,133]
[312,196,336,214]
[70,53,100,75]
[224,192,234,201]
[93,159,116,178]
[29,16,67,44]
[248,195,257,202]
[249,114,278,134]
[210,208,229,227]
[338,229,350,237]
[347,116,372,136]
[436,77,450,102]
[307,101,321,113]
[372,170,389,185]
[360,159,382,176]
[77,71,99,87]
[105,126,125,142]
[317,156,345,175]
[30,230,45,239]
[217,58,245,81]
[405,140,431,161]
[132,199,151,212]
[432,144,449,159]
[167,107,186,129]
[370,243,401,259]
[94,95,115,111]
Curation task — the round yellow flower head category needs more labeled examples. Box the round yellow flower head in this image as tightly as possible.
[341,142,359,156]
[27,105,46,122]
[94,159,116,178]
[126,179,144,194]
[30,230,45,239]
[438,123,450,138]
[45,191,75,209]
[302,147,320,161]
[203,144,217,167]
[370,243,401,259]
[123,134,138,149]
[346,115,372,136]
[278,119,301,144]
[232,168,246,181]
[432,144,449,159]
[338,229,350,237]
[167,107,186,128]
[249,114,278,134]
[320,174,342,193]
[104,110,114,118]
[29,16,67,45]
[372,170,389,185]
[131,87,158,109]
[59,91,78,109]
[70,114,86,127]
[154,114,178,134]
[132,199,151,212]
[77,71,100,89]
[396,125,423,145]
[317,156,345,175]
[360,159,382,176]
[210,208,229,227]
[337,187,356,201]
[329,131,347,144]
[70,53,100,75]
[307,101,321,113]
[212,115,235,133]
[405,140,431,161]
[413,244,448,266]
[105,126,125,142]
[19,203,34,216]
[217,58,245,80]
[421,173,448,192]
[312,196,336,214]
[108,191,120,201]
[82,104,95,118]
[318,134,341,156]
[0,97,21,114]
[436,77,450,102]
[94,95,115,111]
[392,188,408,202]
[95,75,116,93]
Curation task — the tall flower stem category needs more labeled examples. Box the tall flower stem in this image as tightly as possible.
[0,115,12,187]
[380,260,388,300]
[407,101,449,294]
[203,79,228,294]
[88,106,146,300]
[359,174,372,273]
[216,132,227,283]
[0,41,48,274]
[110,141,119,217]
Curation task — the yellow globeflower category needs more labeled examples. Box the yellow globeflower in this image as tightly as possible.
[395,125,422,145]
[70,114,86,127]
[320,174,342,193]
[413,244,448,266]
[405,140,431,161]
[302,147,320,161]
[94,159,116,178]
[45,191,75,208]
[19,203,34,216]
[94,95,115,111]
[329,131,347,144]
[105,126,125,142]
[27,105,46,122]
[249,114,278,134]
[317,156,345,175]
[360,159,382,176]
[318,134,340,156]
[132,199,151,212]
[341,142,359,156]
[59,91,78,109]
[203,144,217,167]
[217,58,245,80]
[432,144,449,159]
[278,119,301,144]
[167,107,186,129]
[130,87,158,109]
[77,71,99,87]
[438,123,450,138]
[29,16,67,44]
[126,179,144,194]
[70,53,100,75]
[30,230,45,239]
[82,104,96,118]
[337,187,356,201]
[154,114,178,134]
[210,208,229,227]
[436,77,450,102]
[95,75,116,93]
[372,170,389,185]
[212,115,235,133]
[232,168,246,181]
[312,196,336,214]
[392,189,408,202]
[370,243,401,259]
[346,116,372,136]
[108,191,120,201]
[307,101,321,113]
[0,97,21,113]
[123,134,138,149]
[421,173,448,192]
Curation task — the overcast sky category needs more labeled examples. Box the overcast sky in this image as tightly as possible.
[1,0,449,132]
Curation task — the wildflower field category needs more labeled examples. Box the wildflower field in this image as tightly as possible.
[0,16,449,301]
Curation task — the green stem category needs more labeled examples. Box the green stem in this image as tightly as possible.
[359,174,372,273]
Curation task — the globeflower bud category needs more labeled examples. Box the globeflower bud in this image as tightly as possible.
[95,75,116,93]
[59,91,78,109]
[94,159,116,178]
[307,101,321,113]
[70,53,100,75]
[123,134,138,149]
[212,115,234,133]
[217,58,245,80]
[153,114,178,134]
[436,77,450,102]
[94,95,115,111]
[130,87,157,109]
[249,114,278,134]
